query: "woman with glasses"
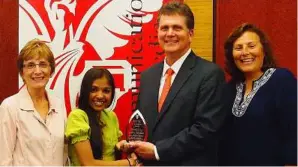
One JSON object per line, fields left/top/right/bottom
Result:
{"left": 0, "top": 39, "right": 67, "bottom": 165}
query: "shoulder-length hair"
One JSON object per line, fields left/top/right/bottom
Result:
{"left": 224, "top": 23, "right": 277, "bottom": 82}
{"left": 78, "top": 67, "right": 115, "bottom": 159}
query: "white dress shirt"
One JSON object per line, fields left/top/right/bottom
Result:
{"left": 158, "top": 48, "right": 191, "bottom": 100}
{"left": 0, "top": 86, "right": 67, "bottom": 166}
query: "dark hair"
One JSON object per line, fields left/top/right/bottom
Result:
{"left": 157, "top": 1, "right": 194, "bottom": 30}
{"left": 224, "top": 23, "right": 277, "bottom": 82}
{"left": 18, "top": 38, "right": 55, "bottom": 75}
{"left": 78, "top": 67, "right": 116, "bottom": 159}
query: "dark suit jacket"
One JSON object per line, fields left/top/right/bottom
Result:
{"left": 137, "top": 51, "right": 227, "bottom": 165}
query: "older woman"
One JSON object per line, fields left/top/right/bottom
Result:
{"left": 219, "top": 23, "right": 297, "bottom": 166}
{"left": 0, "top": 39, "right": 67, "bottom": 165}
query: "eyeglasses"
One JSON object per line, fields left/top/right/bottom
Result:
{"left": 23, "top": 62, "right": 50, "bottom": 69}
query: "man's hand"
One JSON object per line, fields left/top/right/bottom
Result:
{"left": 128, "top": 141, "right": 156, "bottom": 160}
{"left": 116, "top": 140, "right": 133, "bottom": 153}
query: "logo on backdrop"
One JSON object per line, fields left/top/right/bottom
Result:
{"left": 19, "top": 0, "right": 164, "bottom": 129}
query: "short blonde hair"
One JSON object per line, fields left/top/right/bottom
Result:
{"left": 17, "top": 39, "right": 55, "bottom": 74}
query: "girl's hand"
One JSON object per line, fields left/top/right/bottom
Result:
{"left": 116, "top": 140, "right": 126, "bottom": 151}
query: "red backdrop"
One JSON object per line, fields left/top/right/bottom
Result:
{"left": 0, "top": 0, "right": 19, "bottom": 103}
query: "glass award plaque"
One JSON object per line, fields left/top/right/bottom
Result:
{"left": 126, "top": 110, "right": 148, "bottom": 141}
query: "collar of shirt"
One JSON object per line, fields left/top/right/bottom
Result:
{"left": 162, "top": 48, "right": 191, "bottom": 77}
{"left": 18, "top": 86, "right": 59, "bottom": 114}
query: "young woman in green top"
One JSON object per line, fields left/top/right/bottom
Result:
{"left": 65, "top": 68, "right": 137, "bottom": 166}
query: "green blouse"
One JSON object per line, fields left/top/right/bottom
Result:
{"left": 65, "top": 109, "right": 122, "bottom": 166}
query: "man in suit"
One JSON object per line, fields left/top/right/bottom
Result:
{"left": 128, "top": 1, "right": 226, "bottom": 165}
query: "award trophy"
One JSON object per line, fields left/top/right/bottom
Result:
{"left": 126, "top": 110, "right": 148, "bottom": 142}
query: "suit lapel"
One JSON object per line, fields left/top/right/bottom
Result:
{"left": 150, "top": 63, "right": 164, "bottom": 114}
{"left": 153, "top": 52, "right": 196, "bottom": 131}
